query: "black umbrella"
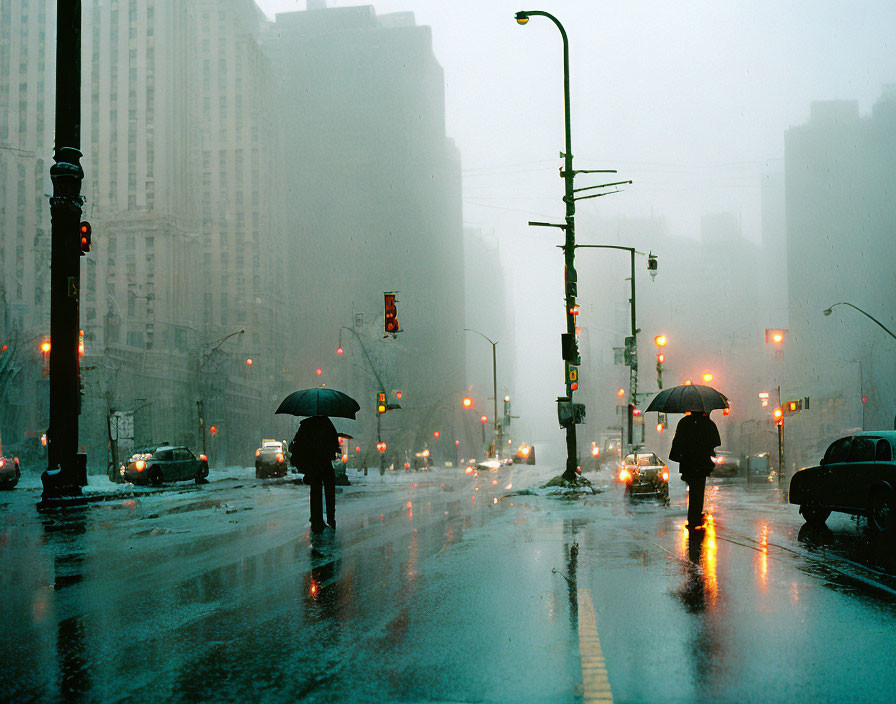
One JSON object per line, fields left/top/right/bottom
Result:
{"left": 644, "top": 384, "right": 729, "bottom": 414}
{"left": 275, "top": 387, "right": 361, "bottom": 419}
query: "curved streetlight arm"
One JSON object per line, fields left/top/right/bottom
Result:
{"left": 824, "top": 302, "right": 896, "bottom": 341}
{"left": 516, "top": 11, "right": 570, "bottom": 160}
{"left": 340, "top": 326, "right": 387, "bottom": 392}
{"left": 464, "top": 327, "right": 497, "bottom": 346}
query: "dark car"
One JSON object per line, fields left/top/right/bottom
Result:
{"left": 0, "top": 455, "right": 21, "bottom": 489}
{"left": 789, "top": 431, "right": 896, "bottom": 531}
{"left": 118, "top": 445, "right": 209, "bottom": 485}
{"left": 255, "top": 439, "right": 288, "bottom": 478}
{"left": 619, "top": 450, "right": 670, "bottom": 504}
{"left": 711, "top": 450, "right": 741, "bottom": 478}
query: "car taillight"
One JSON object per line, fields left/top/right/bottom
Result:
{"left": 255, "top": 449, "right": 261, "bottom": 457}
{"left": 135, "top": 460, "right": 146, "bottom": 471}
{"left": 276, "top": 453, "right": 284, "bottom": 463}
{"left": 619, "top": 468, "right": 632, "bottom": 482}
{"left": 0, "top": 459, "right": 5, "bottom": 468}
{"left": 199, "top": 454, "right": 207, "bottom": 462}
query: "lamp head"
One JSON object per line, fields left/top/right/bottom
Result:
{"left": 823, "top": 308, "right": 832, "bottom": 316}
{"left": 514, "top": 11, "right": 530, "bottom": 24}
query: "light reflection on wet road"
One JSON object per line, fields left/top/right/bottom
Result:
{"left": 1, "top": 466, "right": 895, "bottom": 702}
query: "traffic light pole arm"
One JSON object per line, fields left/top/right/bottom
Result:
{"left": 199, "top": 329, "right": 245, "bottom": 369}
{"left": 340, "top": 326, "right": 387, "bottom": 393}
{"left": 824, "top": 302, "right": 896, "bottom": 341}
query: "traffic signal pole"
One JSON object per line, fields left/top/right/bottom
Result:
{"left": 41, "top": 0, "right": 86, "bottom": 505}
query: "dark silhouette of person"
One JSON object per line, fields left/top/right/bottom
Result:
{"left": 669, "top": 411, "right": 721, "bottom": 529}
{"left": 290, "top": 415, "right": 340, "bottom": 533}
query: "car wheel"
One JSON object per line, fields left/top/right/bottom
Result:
{"left": 868, "top": 487, "right": 894, "bottom": 533}
{"left": 149, "top": 467, "right": 164, "bottom": 486}
{"left": 800, "top": 505, "right": 831, "bottom": 527}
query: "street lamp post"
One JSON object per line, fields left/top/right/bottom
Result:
{"left": 823, "top": 302, "right": 896, "bottom": 341}
{"left": 515, "top": 9, "right": 578, "bottom": 481}
{"left": 575, "top": 245, "right": 658, "bottom": 449}
{"left": 464, "top": 328, "right": 501, "bottom": 458}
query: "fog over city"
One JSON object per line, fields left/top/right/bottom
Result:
{"left": 1, "top": 0, "right": 894, "bottom": 473}
{"left": 4, "top": 2, "right": 896, "bottom": 701}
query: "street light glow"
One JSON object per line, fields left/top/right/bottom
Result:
{"left": 654, "top": 334, "right": 667, "bottom": 347}
{"left": 40, "top": 340, "right": 51, "bottom": 353}
{"left": 702, "top": 372, "right": 714, "bottom": 383}
{"left": 462, "top": 397, "right": 473, "bottom": 409}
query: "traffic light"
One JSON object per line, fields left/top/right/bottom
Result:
{"left": 765, "top": 329, "right": 787, "bottom": 344}
{"left": 773, "top": 407, "right": 783, "bottom": 426}
{"left": 209, "top": 425, "right": 217, "bottom": 435}
{"left": 647, "top": 252, "right": 658, "bottom": 279}
{"left": 561, "top": 333, "right": 581, "bottom": 365}
{"left": 480, "top": 415, "right": 488, "bottom": 424}
{"left": 462, "top": 397, "right": 473, "bottom": 409}
{"left": 384, "top": 292, "right": 400, "bottom": 334}
{"left": 79, "top": 221, "right": 91, "bottom": 255}
{"left": 377, "top": 392, "right": 387, "bottom": 414}
{"left": 433, "top": 431, "right": 440, "bottom": 439}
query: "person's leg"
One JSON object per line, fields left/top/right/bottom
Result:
{"left": 324, "top": 466, "right": 336, "bottom": 528}
{"left": 309, "top": 473, "right": 325, "bottom": 531}
{"left": 688, "top": 474, "right": 706, "bottom": 527}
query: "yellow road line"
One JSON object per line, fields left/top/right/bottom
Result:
{"left": 577, "top": 589, "right": 613, "bottom": 703}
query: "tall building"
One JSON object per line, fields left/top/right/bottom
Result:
{"left": 783, "top": 89, "right": 896, "bottom": 465}
{"left": 263, "top": 4, "right": 466, "bottom": 462}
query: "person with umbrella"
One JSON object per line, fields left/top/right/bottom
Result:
{"left": 646, "top": 384, "right": 726, "bottom": 530}
{"left": 276, "top": 388, "right": 361, "bottom": 535}
{"left": 290, "top": 416, "right": 340, "bottom": 533}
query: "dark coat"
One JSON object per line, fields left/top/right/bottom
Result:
{"left": 669, "top": 413, "right": 721, "bottom": 480}
{"left": 289, "top": 416, "right": 339, "bottom": 477}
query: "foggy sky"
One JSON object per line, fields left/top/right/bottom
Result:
{"left": 257, "top": 0, "right": 896, "bottom": 448}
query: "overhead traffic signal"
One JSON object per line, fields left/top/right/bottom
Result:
{"left": 79, "top": 221, "right": 91, "bottom": 255}
{"left": 384, "top": 292, "right": 400, "bottom": 334}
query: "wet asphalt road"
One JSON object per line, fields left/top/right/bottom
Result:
{"left": 2, "top": 464, "right": 895, "bottom": 703}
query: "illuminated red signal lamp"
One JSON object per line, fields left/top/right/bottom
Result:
{"left": 315, "top": 367, "right": 322, "bottom": 376}
{"left": 462, "top": 397, "right": 473, "bottom": 409}
{"left": 336, "top": 346, "right": 343, "bottom": 355}
{"left": 480, "top": 415, "right": 488, "bottom": 424}
{"left": 433, "top": 431, "right": 440, "bottom": 438}
{"left": 245, "top": 358, "right": 253, "bottom": 366}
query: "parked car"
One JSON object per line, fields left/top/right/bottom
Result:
{"left": 0, "top": 455, "right": 21, "bottom": 489}
{"left": 711, "top": 450, "right": 741, "bottom": 478}
{"left": 118, "top": 445, "right": 209, "bottom": 485}
{"left": 789, "top": 431, "right": 896, "bottom": 531}
{"left": 255, "top": 439, "right": 289, "bottom": 478}
{"left": 619, "top": 450, "right": 670, "bottom": 504}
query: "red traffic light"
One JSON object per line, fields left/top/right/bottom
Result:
{"left": 433, "top": 431, "right": 440, "bottom": 438}
{"left": 209, "top": 425, "right": 217, "bottom": 435}
{"left": 245, "top": 358, "right": 253, "bottom": 366}
{"left": 480, "top": 415, "right": 488, "bottom": 424}
{"left": 384, "top": 292, "right": 400, "bottom": 334}
{"left": 632, "top": 408, "right": 641, "bottom": 417}
{"left": 79, "top": 221, "right": 91, "bottom": 255}
{"left": 336, "top": 346, "right": 343, "bottom": 356}
{"left": 315, "top": 367, "right": 322, "bottom": 376}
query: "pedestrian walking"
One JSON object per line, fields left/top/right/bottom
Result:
{"left": 289, "top": 415, "right": 340, "bottom": 533}
{"left": 669, "top": 411, "right": 721, "bottom": 529}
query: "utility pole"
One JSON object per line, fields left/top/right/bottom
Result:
{"left": 628, "top": 249, "right": 638, "bottom": 448}
{"left": 777, "top": 385, "right": 784, "bottom": 486}
{"left": 41, "top": 0, "right": 86, "bottom": 505}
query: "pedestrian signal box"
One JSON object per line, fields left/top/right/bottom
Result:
{"left": 567, "top": 365, "right": 579, "bottom": 391}
{"left": 384, "top": 292, "right": 400, "bottom": 334}
{"left": 377, "top": 392, "right": 387, "bottom": 414}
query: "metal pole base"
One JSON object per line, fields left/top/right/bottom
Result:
{"left": 38, "top": 468, "right": 86, "bottom": 509}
